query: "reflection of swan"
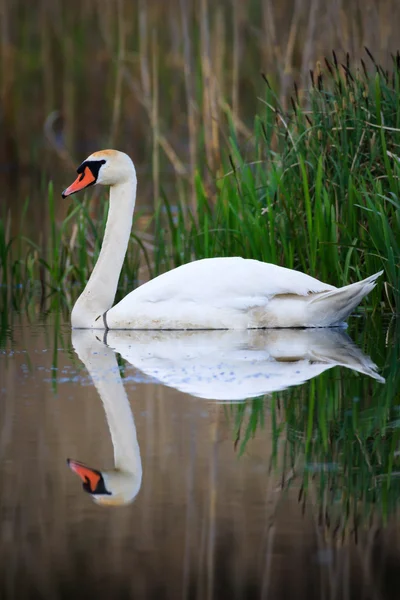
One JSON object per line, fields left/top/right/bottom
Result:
{"left": 67, "top": 330, "right": 142, "bottom": 507}
{"left": 105, "top": 328, "right": 384, "bottom": 401}
{"left": 67, "top": 328, "right": 383, "bottom": 502}
{"left": 62, "top": 149, "right": 382, "bottom": 329}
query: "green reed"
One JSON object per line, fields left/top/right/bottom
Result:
{"left": 153, "top": 57, "right": 400, "bottom": 313}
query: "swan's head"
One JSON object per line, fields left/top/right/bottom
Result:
{"left": 67, "top": 458, "right": 141, "bottom": 507}
{"left": 62, "top": 149, "right": 136, "bottom": 198}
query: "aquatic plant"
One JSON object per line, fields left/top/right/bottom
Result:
{"left": 150, "top": 54, "right": 400, "bottom": 314}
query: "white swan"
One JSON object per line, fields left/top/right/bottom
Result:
{"left": 67, "top": 329, "right": 142, "bottom": 506}
{"left": 62, "top": 149, "right": 383, "bottom": 330}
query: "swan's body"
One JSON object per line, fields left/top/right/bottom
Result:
{"left": 68, "top": 329, "right": 142, "bottom": 506}
{"left": 62, "top": 150, "right": 383, "bottom": 330}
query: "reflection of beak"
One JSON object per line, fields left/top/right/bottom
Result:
{"left": 67, "top": 458, "right": 101, "bottom": 492}
{"left": 62, "top": 167, "right": 95, "bottom": 198}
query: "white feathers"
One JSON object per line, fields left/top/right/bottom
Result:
{"left": 106, "top": 258, "right": 382, "bottom": 329}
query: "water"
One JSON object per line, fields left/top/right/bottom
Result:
{"left": 0, "top": 316, "right": 399, "bottom": 599}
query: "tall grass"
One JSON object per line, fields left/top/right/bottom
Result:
{"left": 2, "top": 54, "right": 400, "bottom": 314}
{"left": 153, "top": 55, "right": 400, "bottom": 312}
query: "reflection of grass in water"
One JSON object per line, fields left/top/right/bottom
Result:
{"left": 2, "top": 55, "right": 400, "bottom": 314}
{"left": 228, "top": 320, "right": 400, "bottom": 540}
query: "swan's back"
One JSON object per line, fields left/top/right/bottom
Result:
{"left": 116, "top": 257, "right": 334, "bottom": 305}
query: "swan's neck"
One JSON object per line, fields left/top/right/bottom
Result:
{"left": 72, "top": 177, "right": 137, "bottom": 328}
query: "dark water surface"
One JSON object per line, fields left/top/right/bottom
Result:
{"left": 0, "top": 316, "right": 399, "bottom": 599}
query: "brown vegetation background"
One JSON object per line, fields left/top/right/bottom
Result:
{"left": 1, "top": 0, "right": 399, "bottom": 183}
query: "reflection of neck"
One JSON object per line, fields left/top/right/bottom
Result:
{"left": 72, "top": 331, "right": 142, "bottom": 476}
{"left": 71, "top": 177, "right": 137, "bottom": 327}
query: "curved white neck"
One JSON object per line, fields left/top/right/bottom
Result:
{"left": 72, "top": 330, "right": 142, "bottom": 477}
{"left": 71, "top": 177, "right": 137, "bottom": 328}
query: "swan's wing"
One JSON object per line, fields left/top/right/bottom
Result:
{"left": 118, "top": 257, "right": 335, "bottom": 309}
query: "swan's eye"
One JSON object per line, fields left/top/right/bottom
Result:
{"left": 76, "top": 159, "right": 106, "bottom": 177}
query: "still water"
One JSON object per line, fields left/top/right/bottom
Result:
{"left": 0, "top": 316, "right": 399, "bottom": 599}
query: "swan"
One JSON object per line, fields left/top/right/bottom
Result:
{"left": 62, "top": 149, "right": 383, "bottom": 330}
{"left": 67, "top": 329, "right": 142, "bottom": 506}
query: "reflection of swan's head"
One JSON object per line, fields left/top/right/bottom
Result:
{"left": 62, "top": 149, "right": 135, "bottom": 198}
{"left": 67, "top": 458, "right": 140, "bottom": 507}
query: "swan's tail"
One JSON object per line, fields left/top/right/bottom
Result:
{"left": 308, "top": 271, "right": 383, "bottom": 327}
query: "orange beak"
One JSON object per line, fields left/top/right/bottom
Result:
{"left": 67, "top": 458, "right": 101, "bottom": 493}
{"left": 62, "top": 166, "right": 96, "bottom": 198}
